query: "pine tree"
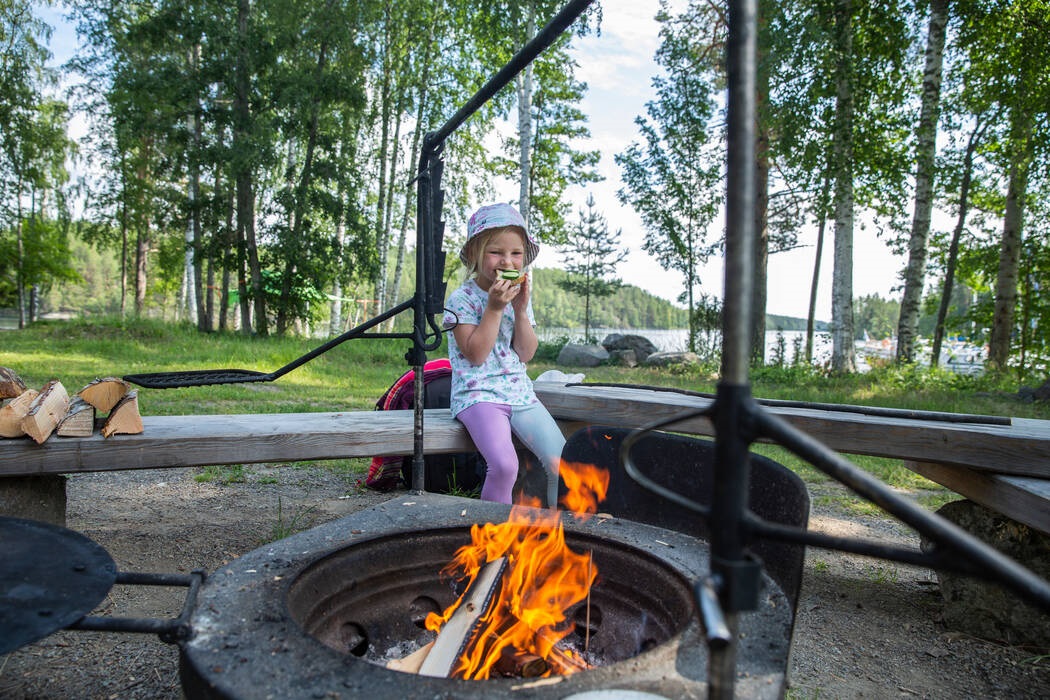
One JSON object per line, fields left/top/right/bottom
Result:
{"left": 555, "top": 194, "right": 628, "bottom": 342}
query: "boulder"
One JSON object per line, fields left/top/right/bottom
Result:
{"left": 608, "top": 349, "right": 638, "bottom": 367}
{"left": 602, "top": 334, "right": 658, "bottom": 363}
{"left": 920, "top": 499, "right": 1050, "bottom": 649}
{"left": 643, "top": 351, "right": 700, "bottom": 367}
{"left": 557, "top": 343, "right": 609, "bottom": 368}
{"left": 1034, "top": 378, "right": 1050, "bottom": 402}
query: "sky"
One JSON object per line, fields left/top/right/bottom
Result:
{"left": 35, "top": 0, "right": 906, "bottom": 323}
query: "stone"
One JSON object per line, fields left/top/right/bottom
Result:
{"left": 556, "top": 343, "right": 609, "bottom": 368}
{"left": 1033, "top": 378, "right": 1050, "bottom": 402}
{"left": 608, "top": 349, "right": 638, "bottom": 367}
{"left": 601, "top": 334, "right": 658, "bottom": 363}
{"left": 643, "top": 351, "right": 701, "bottom": 367}
{"left": 920, "top": 499, "right": 1050, "bottom": 649}
{"left": 0, "top": 475, "right": 67, "bottom": 527}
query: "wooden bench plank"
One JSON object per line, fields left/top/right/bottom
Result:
{"left": 906, "top": 461, "right": 1050, "bottom": 535}
{"left": 534, "top": 383, "right": 1050, "bottom": 479}
{"left": 0, "top": 409, "right": 474, "bottom": 476}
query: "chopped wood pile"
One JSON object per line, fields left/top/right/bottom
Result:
{"left": 0, "top": 368, "right": 143, "bottom": 443}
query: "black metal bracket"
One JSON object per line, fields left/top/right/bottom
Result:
{"left": 68, "top": 569, "right": 206, "bottom": 644}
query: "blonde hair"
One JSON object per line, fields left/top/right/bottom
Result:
{"left": 462, "top": 226, "right": 525, "bottom": 278}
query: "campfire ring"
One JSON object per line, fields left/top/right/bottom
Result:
{"left": 180, "top": 494, "right": 794, "bottom": 699}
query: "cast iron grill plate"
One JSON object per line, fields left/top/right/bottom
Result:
{"left": 0, "top": 517, "right": 117, "bottom": 654}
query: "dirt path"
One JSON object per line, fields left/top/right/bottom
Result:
{"left": 1, "top": 466, "right": 1047, "bottom": 699}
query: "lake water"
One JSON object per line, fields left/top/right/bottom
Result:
{"left": 540, "top": 327, "right": 986, "bottom": 374}
{"left": 538, "top": 328, "right": 833, "bottom": 365}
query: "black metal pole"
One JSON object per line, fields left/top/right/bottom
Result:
{"left": 708, "top": 0, "right": 759, "bottom": 697}
{"left": 410, "top": 144, "right": 437, "bottom": 493}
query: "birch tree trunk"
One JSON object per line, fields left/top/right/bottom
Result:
{"left": 234, "top": 0, "right": 263, "bottom": 334}
{"left": 330, "top": 167, "right": 347, "bottom": 336}
{"left": 750, "top": 3, "right": 771, "bottom": 366}
{"left": 183, "top": 43, "right": 202, "bottom": 328}
{"left": 752, "top": 122, "right": 769, "bottom": 365}
{"left": 806, "top": 174, "right": 831, "bottom": 364}
{"left": 830, "top": 0, "right": 856, "bottom": 373}
{"left": 931, "top": 118, "right": 986, "bottom": 366}
{"left": 988, "top": 112, "right": 1034, "bottom": 370}
{"left": 895, "top": 0, "right": 947, "bottom": 363}
{"left": 15, "top": 186, "right": 25, "bottom": 329}
{"left": 372, "top": 2, "right": 395, "bottom": 313}
{"left": 134, "top": 139, "right": 152, "bottom": 318}
{"left": 515, "top": 2, "right": 537, "bottom": 223}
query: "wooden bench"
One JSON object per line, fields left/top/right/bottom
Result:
{"left": 535, "top": 383, "right": 1050, "bottom": 535}
{"left": 0, "top": 409, "right": 473, "bottom": 475}
{"left": 2, "top": 382, "right": 1049, "bottom": 534}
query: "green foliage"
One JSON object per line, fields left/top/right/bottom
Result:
{"left": 556, "top": 194, "right": 629, "bottom": 341}
{"left": 529, "top": 267, "right": 689, "bottom": 330}
{"left": 853, "top": 294, "right": 900, "bottom": 340}
{"left": 614, "top": 4, "right": 722, "bottom": 353}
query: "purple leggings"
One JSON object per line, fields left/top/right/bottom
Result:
{"left": 456, "top": 401, "right": 565, "bottom": 506}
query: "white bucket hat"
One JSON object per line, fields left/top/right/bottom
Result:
{"left": 459, "top": 202, "right": 540, "bottom": 267}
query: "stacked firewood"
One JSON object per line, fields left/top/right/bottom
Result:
{"left": 0, "top": 367, "right": 143, "bottom": 443}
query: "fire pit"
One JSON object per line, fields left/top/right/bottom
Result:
{"left": 179, "top": 494, "right": 796, "bottom": 699}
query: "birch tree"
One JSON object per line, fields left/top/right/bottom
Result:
{"left": 615, "top": 6, "right": 722, "bottom": 352}
{"left": 955, "top": 0, "right": 1050, "bottom": 371}
{"left": 896, "top": 0, "right": 948, "bottom": 363}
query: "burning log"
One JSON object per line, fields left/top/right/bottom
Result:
{"left": 386, "top": 641, "right": 434, "bottom": 674}
{"left": 418, "top": 557, "right": 508, "bottom": 678}
{"left": 101, "top": 390, "right": 143, "bottom": 437}
{"left": 0, "top": 389, "right": 39, "bottom": 438}
{"left": 20, "top": 380, "right": 70, "bottom": 444}
{"left": 57, "top": 396, "right": 97, "bottom": 437}
{"left": 0, "top": 367, "right": 27, "bottom": 399}
{"left": 77, "top": 376, "right": 131, "bottom": 412}
{"left": 494, "top": 648, "right": 548, "bottom": 678}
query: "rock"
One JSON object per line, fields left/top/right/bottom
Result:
{"left": 608, "top": 349, "right": 638, "bottom": 367}
{"left": 1033, "top": 379, "right": 1050, "bottom": 402}
{"left": 601, "top": 334, "right": 658, "bottom": 363}
{"left": 920, "top": 499, "right": 1050, "bottom": 649}
{"left": 556, "top": 343, "right": 609, "bottom": 367}
{"left": 643, "top": 351, "right": 700, "bottom": 367}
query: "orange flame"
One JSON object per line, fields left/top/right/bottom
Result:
{"left": 424, "top": 461, "right": 609, "bottom": 680}
{"left": 558, "top": 460, "right": 610, "bottom": 516}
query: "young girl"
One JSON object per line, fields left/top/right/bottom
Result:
{"left": 444, "top": 202, "right": 564, "bottom": 507}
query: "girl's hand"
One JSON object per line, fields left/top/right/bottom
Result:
{"left": 487, "top": 278, "right": 522, "bottom": 310}
{"left": 510, "top": 274, "right": 529, "bottom": 314}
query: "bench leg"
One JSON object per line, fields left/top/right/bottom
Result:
{"left": 0, "top": 475, "right": 67, "bottom": 527}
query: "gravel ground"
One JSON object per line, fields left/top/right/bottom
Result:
{"left": 1, "top": 466, "right": 1047, "bottom": 699}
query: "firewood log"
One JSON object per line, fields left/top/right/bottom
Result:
{"left": 77, "top": 376, "right": 131, "bottom": 412}
{"left": 386, "top": 641, "right": 435, "bottom": 673}
{"left": 57, "top": 396, "right": 97, "bottom": 437}
{"left": 101, "top": 390, "right": 143, "bottom": 437}
{"left": 0, "top": 389, "right": 40, "bottom": 438}
{"left": 0, "top": 366, "right": 27, "bottom": 399}
{"left": 20, "top": 380, "right": 70, "bottom": 444}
